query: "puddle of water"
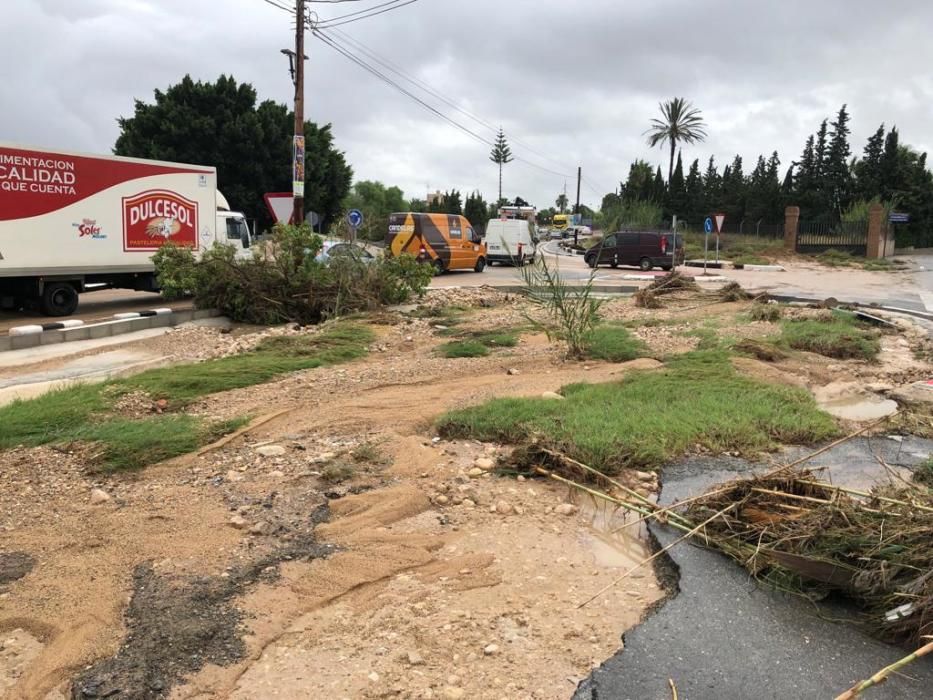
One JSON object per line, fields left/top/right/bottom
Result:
{"left": 574, "top": 494, "right": 653, "bottom": 569}
{"left": 819, "top": 395, "right": 899, "bottom": 421}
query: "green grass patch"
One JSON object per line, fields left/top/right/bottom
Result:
{"left": 780, "top": 317, "right": 880, "bottom": 360}
{"left": 120, "top": 323, "right": 373, "bottom": 406}
{"left": 913, "top": 457, "right": 933, "bottom": 488}
{"left": 74, "top": 415, "right": 248, "bottom": 472}
{"left": 748, "top": 303, "right": 783, "bottom": 323}
{"left": 582, "top": 324, "right": 647, "bottom": 362}
{"left": 0, "top": 322, "right": 374, "bottom": 471}
{"left": 436, "top": 350, "right": 838, "bottom": 473}
{"left": 862, "top": 258, "right": 908, "bottom": 272}
{"left": 439, "top": 340, "right": 490, "bottom": 358}
{"left": 816, "top": 249, "right": 858, "bottom": 267}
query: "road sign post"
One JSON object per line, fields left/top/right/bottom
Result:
{"left": 703, "top": 216, "right": 713, "bottom": 274}
{"left": 670, "top": 215, "right": 678, "bottom": 271}
{"left": 347, "top": 208, "right": 364, "bottom": 243}
{"left": 713, "top": 213, "right": 726, "bottom": 264}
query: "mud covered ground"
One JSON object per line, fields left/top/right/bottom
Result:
{"left": 2, "top": 290, "right": 931, "bottom": 699}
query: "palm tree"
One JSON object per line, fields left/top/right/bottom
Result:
{"left": 555, "top": 193, "right": 569, "bottom": 213}
{"left": 645, "top": 98, "right": 707, "bottom": 183}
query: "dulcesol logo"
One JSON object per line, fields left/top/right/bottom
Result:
{"left": 122, "top": 190, "right": 198, "bottom": 251}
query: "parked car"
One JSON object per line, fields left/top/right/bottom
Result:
{"left": 316, "top": 240, "right": 375, "bottom": 264}
{"left": 484, "top": 218, "right": 538, "bottom": 266}
{"left": 386, "top": 212, "right": 486, "bottom": 274}
{"left": 584, "top": 231, "right": 683, "bottom": 271}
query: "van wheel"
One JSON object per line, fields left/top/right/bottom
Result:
{"left": 474, "top": 257, "right": 486, "bottom": 273}
{"left": 41, "top": 282, "right": 79, "bottom": 316}
{"left": 433, "top": 259, "right": 446, "bottom": 276}
{"left": 586, "top": 257, "right": 597, "bottom": 269}
{"left": 639, "top": 257, "right": 653, "bottom": 272}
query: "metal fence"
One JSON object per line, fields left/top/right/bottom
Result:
{"left": 677, "top": 220, "right": 784, "bottom": 238}
{"left": 795, "top": 220, "right": 868, "bottom": 254}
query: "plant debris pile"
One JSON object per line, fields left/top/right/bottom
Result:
{"left": 684, "top": 470, "right": 933, "bottom": 645}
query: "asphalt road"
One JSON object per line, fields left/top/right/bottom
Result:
{"left": 573, "top": 439, "right": 933, "bottom": 700}
{"left": 0, "top": 288, "right": 191, "bottom": 333}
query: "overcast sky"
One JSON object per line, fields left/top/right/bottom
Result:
{"left": 4, "top": 0, "right": 933, "bottom": 213}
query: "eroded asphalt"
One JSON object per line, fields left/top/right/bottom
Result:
{"left": 574, "top": 437, "right": 933, "bottom": 700}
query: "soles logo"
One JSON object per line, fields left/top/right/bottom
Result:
{"left": 74, "top": 218, "right": 106, "bottom": 239}
{"left": 122, "top": 190, "right": 198, "bottom": 252}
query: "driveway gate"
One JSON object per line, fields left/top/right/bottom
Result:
{"left": 795, "top": 221, "right": 868, "bottom": 255}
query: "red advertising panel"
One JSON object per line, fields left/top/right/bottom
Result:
{"left": 122, "top": 190, "right": 199, "bottom": 251}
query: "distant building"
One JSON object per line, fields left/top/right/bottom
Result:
{"left": 427, "top": 190, "right": 444, "bottom": 206}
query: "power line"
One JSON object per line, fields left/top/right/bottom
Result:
{"left": 260, "top": 0, "right": 295, "bottom": 13}
{"left": 312, "top": 29, "right": 495, "bottom": 148}
{"left": 316, "top": 0, "right": 420, "bottom": 28}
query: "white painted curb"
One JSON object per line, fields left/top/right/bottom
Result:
{"left": 741, "top": 264, "right": 785, "bottom": 272}
{"left": 695, "top": 276, "right": 730, "bottom": 282}
{"left": 9, "top": 325, "right": 44, "bottom": 336}
{"left": 621, "top": 274, "right": 656, "bottom": 281}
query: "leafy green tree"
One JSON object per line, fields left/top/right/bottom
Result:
{"left": 408, "top": 198, "right": 427, "bottom": 213}
{"left": 115, "top": 74, "right": 352, "bottom": 232}
{"left": 513, "top": 196, "right": 531, "bottom": 207}
{"left": 342, "top": 180, "right": 407, "bottom": 241}
{"left": 443, "top": 189, "right": 463, "bottom": 215}
{"left": 644, "top": 97, "right": 708, "bottom": 182}
{"left": 536, "top": 207, "right": 556, "bottom": 225}
{"left": 489, "top": 128, "right": 513, "bottom": 203}
{"left": 620, "top": 160, "right": 655, "bottom": 202}
{"left": 464, "top": 191, "right": 488, "bottom": 233}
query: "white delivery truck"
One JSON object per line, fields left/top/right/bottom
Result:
{"left": 484, "top": 217, "right": 538, "bottom": 266}
{"left": 0, "top": 143, "right": 253, "bottom": 316}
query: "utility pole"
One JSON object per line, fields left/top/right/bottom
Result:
{"left": 292, "top": 0, "right": 306, "bottom": 225}
{"left": 574, "top": 166, "right": 581, "bottom": 216}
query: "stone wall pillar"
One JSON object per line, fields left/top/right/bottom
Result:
{"left": 783, "top": 206, "right": 800, "bottom": 251}
{"left": 866, "top": 203, "right": 885, "bottom": 259}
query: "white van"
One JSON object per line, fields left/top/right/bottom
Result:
{"left": 484, "top": 218, "right": 538, "bottom": 266}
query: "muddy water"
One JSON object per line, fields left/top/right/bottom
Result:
{"left": 578, "top": 498, "right": 653, "bottom": 570}
{"left": 819, "top": 395, "right": 899, "bottom": 421}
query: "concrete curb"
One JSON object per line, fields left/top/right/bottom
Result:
{"left": 739, "top": 264, "right": 786, "bottom": 272}
{"left": 0, "top": 308, "right": 220, "bottom": 352}
{"left": 765, "top": 294, "right": 933, "bottom": 323}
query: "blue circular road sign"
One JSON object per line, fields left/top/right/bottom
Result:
{"left": 704, "top": 217, "right": 713, "bottom": 234}
{"left": 347, "top": 209, "right": 364, "bottom": 228}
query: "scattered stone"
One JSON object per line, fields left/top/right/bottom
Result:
{"left": 483, "top": 643, "right": 500, "bottom": 656}
{"left": 225, "top": 470, "right": 244, "bottom": 483}
{"left": 442, "top": 688, "right": 465, "bottom": 700}
{"left": 368, "top": 671, "right": 380, "bottom": 682}
{"left": 473, "top": 457, "right": 495, "bottom": 471}
{"left": 554, "top": 503, "right": 578, "bottom": 516}
{"left": 540, "top": 391, "right": 565, "bottom": 400}
{"left": 256, "top": 445, "right": 286, "bottom": 457}
{"left": 434, "top": 495, "right": 449, "bottom": 506}
{"left": 633, "top": 470, "right": 654, "bottom": 482}
{"left": 495, "top": 500, "right": 513, "bottom": 515}
{"left": 89, "top": 488, "right": 110, "bottom": 505}
{"left": 513, "top": 505, "right": 525, "bottom": 515}
{"left": 467, "top": 468, "right": 485, "bottom": 478}
{"left": 249, "top": 521, "right": 273, "bottom": 536}
{"left": 267, "top": 470, "right": 285, "bottom": 479}
{"left": 407, "top": 651, "right": 424, "bottom": 666}
{"left": 462, "top": 499, "right": 476, "bottom": 508}
{"left": 228, "top": 515, "right": 248, "bottom": 530}
{"left": 507, "top": 368, "right": 520, "bottom": 375}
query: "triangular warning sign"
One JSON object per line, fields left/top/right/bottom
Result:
{"left": 264, "top": 192, "right": 294, "bottom": 224}
{"left": 714, "top": 214, "right": 725, "bottom": 233}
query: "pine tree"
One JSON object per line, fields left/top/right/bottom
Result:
{"left": 685, "top": 158, "right": 704, "bottom": 224}
{"left": 442, "top": 189, "right": 463, "bottom": 215}
{"left": 854, "top": 124, "right": 886, "bottom": 200}
{"left": 703, "top": 156, "right": 721, "bottom": 206}
{"left": 489, "top": 128, "right": 513, "bottom": 203}
{"left": 879, "top": 127, "right": 900, "bottom": 201}
{"left": 719, "top": 155, "right": 746, "bottom": 224}
{"left": 464, "top": 191, "right": 488, "bottom": 233}
{"left": 652, "top": 166, "right": 666, "bottom": 204}
{"left": 666, "top": 151, "right": 687, "bottom": 218}
{"left": 825, "top": 105, "right": 853, "bottom": 215}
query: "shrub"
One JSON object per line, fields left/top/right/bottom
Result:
{"left": 749, "top": 303, "right": 783, "bottom": 322}
{"left": 153, "top": 223, "right": 432, "bottom": 325}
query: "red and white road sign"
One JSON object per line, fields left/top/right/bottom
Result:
{"left": 264, "top": 192, "right": 294, "bottom": 224}
{"left": 713, "top": 213, "right": 726, "bottom": 234}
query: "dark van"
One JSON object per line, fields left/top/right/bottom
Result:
{"left": 583, "top": 230, "right": 684, "bottom": 271}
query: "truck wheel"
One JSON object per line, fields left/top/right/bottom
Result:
{"left": 474, "top": 257, "right": 486, "bottom": 273}
{"left": 639, "top": 257, "right": 654, "bottom": 272}
{"left": 41, "top": 282, "right": 79, "bottom": 316}
{"left": 433, "top": 259, "right": 446, "bottom": 276}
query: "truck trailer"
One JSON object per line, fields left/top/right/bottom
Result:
{"left": 0, "top": 143, "right": 252, "bottom": 316}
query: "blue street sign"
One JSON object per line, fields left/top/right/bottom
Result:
{"left": 347, "top": 209, "right": 364, "bottom": 229}
{"left": 889, "top": 212, "right": 910, "bottom": 224}
{"left": 704, "top": 217, "right": 713, "bottom": 234}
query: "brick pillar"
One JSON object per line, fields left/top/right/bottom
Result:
{"left": 784, "top": 206, "right": 800, "bottom": 251}
{"left": 866, "top": 203, "right": 884, "bottom": 259}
